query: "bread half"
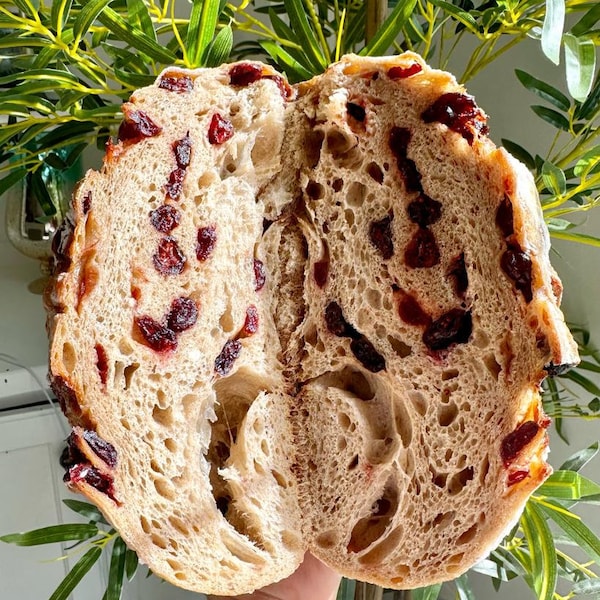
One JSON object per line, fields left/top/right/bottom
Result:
{"left": 46, "top": 53, "right": 578, "bottom": 594}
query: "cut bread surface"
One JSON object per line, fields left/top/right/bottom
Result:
{"left": 46, "top": 53, "right": 578, "bottom": 595}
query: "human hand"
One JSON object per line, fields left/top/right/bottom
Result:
{"left": 208, "top": 552, "right": 341, "bottom": 600}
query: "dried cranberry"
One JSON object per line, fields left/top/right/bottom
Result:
{"left": 95, "top": 344, "right": 109, "bottom": 386}
{"left": 264, "top": 74, "right": 294, "bottom": 100}
{"left": 60, "top": 434, "right": 85, "bottom": 470}
{"left": 135, "top": 315, "right": 177, "bottom": 352}
{"left": 388, "top": 127, "right": 422, "bottom": 192}
{"left": 118, "top": 110, "right": 162, "bottom": 144}
{"left": 67, "top": 463, "right": 117, "bottom": 501}
{"left": 82, "top": 430, "right": 117, "bottom": 468}
{"left": 240, "top": 305, "right": 259, "bottom": 336}
{"left": 82, "top": 191, "right": 92, "bottom": 214}
{"left": 229, "top": 63, "right": 263, "bottom": 86}
{"left": 423, "top": 308, "right": 472, "bottom": 351}
{"left": 153, "top": 236, "right": 186, "bottom": 275}
{"left": 404, "top": 228, "right": 440, "bottom": 269}
{"left": 496, "top": 196, "right": 514, "bottom": 238}
{"left": 314, "top": 261, "right": 329, "bottom": 287}
{"left": 407, "top": 195, "right": 442, "bottom": 227}
{"left": 447, "top": 253, "right": 468, "bottom": 299}
{"left": 158, "top": 73, "right": 194, "bottom": 93}
{"left": 254, "top": 259, "right": 266, "bottom": 291}
{"left": 51, "top": 215, "right": 75, "bottom": 273}
{"left": 325, "top": 301, "right": 356, "bottom": 338}
{"left": 167, "top": 297, "right": 198, "bottom": 332}
{"left": 501, "top": 244, "right": 533, "bottom": 302}
{"left": 387, "top": 63, "right": 423, "bottom": 79}
{"left": 501, "top": 421, "right": 540, "bottom": 466}
{"left": 51, "top": 376, "right": 87, "bottom": 425}
{"left": 164, "top": 167, "right": 186, "bottom": 200}
{"left": 347, "top": 102, "right": 366, "bottom": 122}
{"left": 150, "top": 204, "right": 180, "bottom": 233}
{"left": 215, "top": 339, "right": 242, "bottom": 376}
{"left": 196, "top": 226, "right": 217, "bottom": 261}
{"left": 350, "top": 336, "right": 386, "bottom": 373}
{"left": 369, "top": 215, "right": 394, "bottom": 260}
{"left": 507, "top": 470, "right": 530, "bottom": 486}
{"left": 208, "top": 113, "right": 234, "bottom": 145}
{"left": 397, "top": 291, "right": 430, "bottom": 327}
{"left": 422, "top": 92, "right": 489, "bottom": 145}
{"left": 173, "top": 133, "right": 192, "bottom": 169}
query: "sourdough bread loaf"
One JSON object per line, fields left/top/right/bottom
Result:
{"left": 46, "top": 53, "right": 578, "bottom": 594}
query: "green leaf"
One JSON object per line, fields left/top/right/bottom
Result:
{"left": 62, "top": 499, "right": 109, "bottom": 524}
{"left": 51, "top": 0, "right": 74, "bottom": 32}
{"left": 260, "top": 41, "right": 314, "bottom": 82}
{"left": 521, "top": 502, "right": 557, "bottom": 600}
{"left": 575, "top": 70, "right": 600, "bottom": 120}
{"left": 550, "top": 230, "right": 600, "bottom": 246}
{"left": 538, "top": 470, "right": 600, "bottom": 499}
{"left": 501, "top": 138, "right": 535, "bottom": 170}
{"left": 564, "top": 369, "right": 600, "bottom": 396}
{"left": 429, "top": 0, "right": 479, "bottom": 34}
{"left": 539, "top": 499, "right": 600, "bottom": 564}
{"left": 574, "top": 146, "right": 600, "bottom": 178}
{"left": 546, "top": 217, "right": 574, "bottom": 232}
{"left": 542, "top": 160, "right": 567, "bottom": 195}
{"left": 186, "top": 0, "right": 220, "bottom": 67}
{"left": 362, "top": 0, "right": 418, "bottom": 56}
{"left": 564, "top": 33, "right": 596, "bottom": 102}
{"left": 412, "top": 584, "right": 442, "bottom": 600}
{"left": 541, "top": 0, "right": 565, "bottom": 65}
{"left": 126, "top": 0, "right": 156, "bottom": 41}
{"left": 573, "top": 579, "right": 600, "bottom": 595}
{"left": 103, "top": 537, "right": 127, "bottom": 600}
{"left": 124, "top": 547, "right": 139, "bottom": 581}
{"left": 73, "top": 0, "right": 114, "bottom": 42}
{"left": 49, "top": 546, "right": 103, "bottom": 600}
{"left": 0, "top": 523, "right": 98, "bottom": 546}
{"left": 515, "top": 69, "right": 570, "bottom": 111}
{"left": 283, "top": 0, "right": 328, "bottom": 72}
{"left": 571, "top": 3, "right": 600, "bottom": 38}
{"left": 0, "top": 167, "right": 27, "bottom": 196}
{"left": 203, "top": 24, "right": 233, "bottom": 68}
{"left": 454, "top": 573, "right": 475, "bottom": 600}
{"left": 336, "top": 578, "right": 356, "bottom": 600}
{"left": 531, "top": 105, "right": 570, "bottom": 131}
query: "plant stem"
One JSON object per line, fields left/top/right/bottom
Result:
{"left": 366, "top": 0, "right": 387, "bottom": 43}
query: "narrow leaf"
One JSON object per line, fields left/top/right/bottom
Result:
{"left": 283, "top": 0, "right": 328, "bottom": 72}
{"left": 515, "top": 69, "right": 570, "bottom": 111}
{"left": 541, "top": 0, "right": 565, "bottom": 65}
{"left": 564, "top": 33, "right": 596, "bottom": 102}
{"left": 550, "top": 230, "right": 600, "bottom": 246}
{"left": 0, "top": 167, "right": 27, "bottom": 196}
{"left": 572, "top": 578, "right": 600, "bottom": 595}
{"left": 103, "top": 537, "right": 127, "bottom": 600}
{"left": 51, "top": 0, "right": 74, "bottom": 32}
{"left": 574, "top": 146, "right": 600, "bottom": 178}
{"left": 564, "top": 369, "right": 600, "bottom": 396}
{"left": 576, "top": 70, "right": 600, "bottom": 120}
{"left": 531, "top": 105, "right": 570, "bottom": 131}
{"left": 126, "top": 0, "right": 156, "bottom": 41}
{"left": 63, "top": 499, "right": 109, "bottom": 524}
{"left": 501, "top": 138, "right": 535, "bottom": 170}
{"left": 203, "top": 24, "right": 233, "bottom": 68}
{"left": 542, "top": 160, "right": 567, "bottom": 195}
{"left": 428, "top": 0, "right": 479, "bottom": 34}
{"left": 362, "top": 0, "right": 418, "bottom": 56}
{"left": 546, "top": 217, "right": 573, "bottom": 232}
{"left": 186, "top": 0, "right": 220, "bottom": 67}
{"left": 260, "top": 41, "right": 314, "bottom": 82}
{"left": 571, "top": 3, "right": 600, "bottom": 38}
{"left": 73, "top": 0, "right": 114, "bottom": 42}
{"left": 49, "top": 546, "right": 103, "bottom": 600}
{"left": 412, "top": 584, "right": 442, "bottom": 600}
{"left": 538, "top": 470, "right": 600, "bottom": 499}
{"left": 454, "top": 573, "right": 475, "bottom": 600}
{"left": 124, "top": 547, "right": 139, "bottom": 581}
{"left": 0, "top": 523, "right": 98, "bottom": 546}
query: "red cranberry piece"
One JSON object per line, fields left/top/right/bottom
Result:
{"left": 173, "top": 133, "right": 192, "bottom": 169}
{"left": 167, "top": 297, "right": 198, "bottom": 332}
{"left": 135, "top": 315, "right": 177, "bottom": 352}
{"left": 50, "top": 376, "right": 88, "bottom": 425}
{"left": 447, "top": 253, "right": 468, "bottom": 299}
{"left": 350, "top": 336, "right": 386, "bottom": 373}
{"left": 407, "top": 195, "right": 442, "bottom": 227}
{"left": 95, "top": 344, "right": 109, "bottom": 386}
{"left": 82, "top": 191, "right": 92, "bottom": 214}
{"left": 196, "top": 226, "right": 217, "bottom": 261}
{"left": 397, "top": 291, "right": 430, "bottom": 327}
{"left": 423, "top": 308, "right": 472, "bottom": 351}
{"left": 507, "top": 470, "right": 530, "bottom": 486}
{"left": 215, "top": 339, "right": 242, "bottom": 376}
{"left": 208, "top": 113, "right": 234, "bottom": 145}
{"left": 60, "top": 434, "right": 85, "bottom": 470}
{"left": 51, "top": 215, "right": 75, "bottom": 273}
{"left": 404, "top": 228, "right": 440, "bottom": 269}
{"left": 325, "top": 301, "right": 354, "bottom": 338}
{"left": 387, "top": 63, "right": 423, "bottom": 79}
{"left": 254, "top": 259, "right": 266, "bottom": 291}
{"left": 369, "top": 215, "right": 394, "bottom": 260}
{"left": 240, "top": 305, "right": 259, "bottom": 336}
{"left": 314, "top": 261, "right": 329, "bottom": 288}
{"left": 496, "top": 196, "right": 514, "bottom": 238}
{"left": 164, "top": 167, "right": 186, "bottom": 200}
{"left": 150, "top": 204, "right": 180, "bottom": 233}
{"left": 158, "top": 73, "right": 194, "bottom": 93}
{"left": 81, "top": 430, "right": 118, "bottom": 468}
{"left": 229, "top": 63, "right": 263, "bottom": 86}
{"left": 347, "top": 102, "right": 366, "bottom": 122}
{"left": 501, "top": 421, "right": 540, "bottom": 466}
{"left": 422, "top": 92, "right": 489, "bottom": 145}
{"left": 118, "top": 110, "right": 162, "bottom": 144}
{"left": 388, "top": 126, "right": 422, "bottom": 192}
{"left": 67, "top": 463, "right": 117, "bottom": 502}
{"left": 501, "top": 243, "right": 533, "bottom": 302}
{"left": 153, "top": 236, "right": 186, "bottom": 275}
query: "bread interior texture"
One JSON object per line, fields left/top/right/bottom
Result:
{"left": 47, "top": 53, "right": 578, "bottom": 595}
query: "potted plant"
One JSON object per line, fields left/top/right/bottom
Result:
{"left": 1, "top": 1, "right": 600, "bottom": 599}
